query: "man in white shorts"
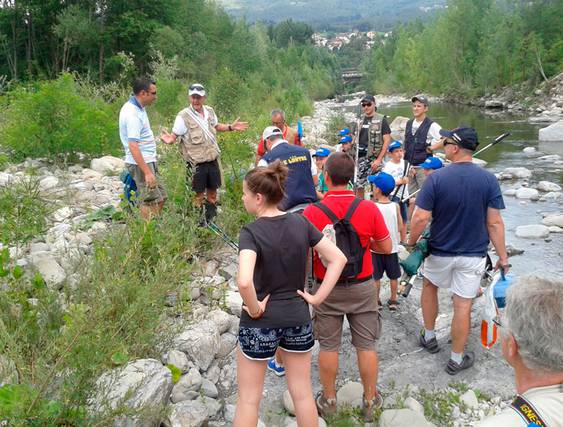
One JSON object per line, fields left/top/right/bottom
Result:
{"left": 408, "top": 126, "right": 509, "bottom": 375}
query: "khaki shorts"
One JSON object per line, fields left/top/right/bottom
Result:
{"left": 126, "top": 162, "right": 167, "bottom": 205}
{"left": 408, "top": 167, "right": 427, "bottom": 195}
{"left": 312, "top": 279, "right": 381, "bottom": 351}
{"left": 422, "top": 254, "right": 486, "bottom": 298}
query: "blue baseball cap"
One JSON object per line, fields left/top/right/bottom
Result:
{"left": 439, "top": 126, "right": 479, "bottom": 151}
{"left": 339, "top": 127, "right": 351, "bottom": 136}
{"left": 313, "top": 147, "right": 331, "bottom": 158}
{"left": 388, "top": 140, "right": 402, "bottom": 152}
{"left": 339, "top": 135, "right": 352, "bottom": 144}
{"left": 368, "top": 172, "right": 395, "bottom": 195}
{"left": 420, "top": 156, "right": 443, "bottom": 170}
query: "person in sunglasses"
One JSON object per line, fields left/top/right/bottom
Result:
{"left": 349, "top": 95, "right": 391, "bottom": 199}
{"left": 161, "top": 83, "right": 248, "bottom": 224}
{"left": 119, "top": 77, "right": 167, "bottom": 219}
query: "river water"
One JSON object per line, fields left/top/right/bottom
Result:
{"left": 339, "top": 101, "right": 563, "bottom": 277}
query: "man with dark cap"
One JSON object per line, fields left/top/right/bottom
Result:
{"left": 350, "top": 94, "right": 392, "bottom": 199}
{"left": 403, "top": 94, "right": 443, "bottom": 217}
{"left": 408, "top": 126, "right": 509, "bottom": 375}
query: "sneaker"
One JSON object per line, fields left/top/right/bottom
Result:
{"left": 267, "top": 358, "right": 285, "bottom": 377}
{"left": 362, "top": 393, "right": 383, "bottom": 422}
{"left": 419, "top": 329, "right": 440, "bottom": 354}
{"left": 445, "top": 351, "right": 475, "bottom": 375}
{"left": 315, "top": 391, "right": 337, "bottom": 418}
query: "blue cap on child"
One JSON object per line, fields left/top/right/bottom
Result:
{"left": 368, "top": 172, "right": 395, "bottom": 195}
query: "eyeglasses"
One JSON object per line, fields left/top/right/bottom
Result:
{"left": 361, "top": 103, "right": 373, "bottom": 107}
{"left": 189, "top": 84, "right": 204, "bottom": 91}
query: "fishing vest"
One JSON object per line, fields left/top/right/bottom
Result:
{"left": 178, "top": 106, "right": 220, "bottom": 165}
{"left": 262, "top": 142, "right": 317, "bottom": 211}
{"left": 357, "top": 113, "right": 385, "bottom": 159}
{"left": 404, "top": 117, "right": 434, "bottom": 166}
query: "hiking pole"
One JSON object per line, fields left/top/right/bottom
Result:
{"left": 352, "top": 115, "right": 361, "bottom": 192}
{"left": 401, "top": 131, "right": 511, "bottom": 203}
{"left": 208, "top": 221, "right": 239, "bottom": 251}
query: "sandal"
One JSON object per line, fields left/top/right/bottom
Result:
{"left": 387, "top": 299, "right": 398, "bottom": 311}
{"left": 315, "top": 390, "right": 337, "bottom": 418}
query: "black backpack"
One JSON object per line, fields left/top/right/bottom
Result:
{"left": 314, "top": 198, "right": 365, "bottom": 279}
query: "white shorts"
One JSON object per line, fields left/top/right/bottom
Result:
{"left": 422, "top": 254, "right": 486, "bottom": 298}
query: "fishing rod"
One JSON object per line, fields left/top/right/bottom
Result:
{"left": 401, "top": 131, "right": 511, "bottom": 203}
{"left": 352, "top": 105, "right": 362, "bottom": 191}
{"left": 208, "top": 221, "right": 239, "bottom": 251}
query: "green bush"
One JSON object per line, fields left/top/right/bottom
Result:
{"left": 0, "top": 178, "right": 51, "bottom": 245}
{"left": 0, "top": 74, "right": 119, "bottom": 163}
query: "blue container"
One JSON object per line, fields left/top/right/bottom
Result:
{"left": 493, "top": 273, "right": 514, "bottom": 308}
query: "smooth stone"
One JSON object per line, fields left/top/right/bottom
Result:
{"left": 537, "top": 181, "right": 562, "bottom": 192}
{"left": 515, "top": 224, "right": 550, "bottom": 239}
{"left": 379, "top": 409, "right": 433, "bottom": 427}
{"left": 90, "top": 156, "right": 125, "bottom": 175}
{"left": 336, "top": 381, "right": 363, "bottom": 408}
{"left": 200, "top": 378, "right": 219, "bottom": 398}
{"left": 405, "top": 396, "right": 425, "bottom": 414}
{"left": 39, "top": 176, "right": 59, "bottom": 191}
{"left": 170, "top": 368, "right": 202, "bottom": 403}
{"left": 515, "top": 187, "right": 539, "bottom": 200}
{"left": 502, "top": 189, "right": 517, "bottom": 197}
{"left": 542, "top": 214, "right": 563, "bottom": 228}
{"left": 523, "top": 147, "right": 536, "bottom": 154}
{"left": 166, "top": 349, "right": 191, "bottom": 373}
{"left": 30, "top": 253, "right": 66, "bottom": 286}
{"left": 500, "top": 167, "right": 532, "bottom": 179}
{"left": 460, "top": 390, "right": 479, "bottom": 409}
{"left": 540, "top": 191, "right": 562, "bottom": 201}
{"left": 538, "top": 120, "right": 563, "bottom": 141}
{"left": 207, "top": 309, "right": 233, "bottom": 334}
{"left": 548, "top": 226, "right": 563, "bottom": 233}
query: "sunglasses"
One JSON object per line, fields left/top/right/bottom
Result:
{"left": 443, "top": 140, "right": 458, "bottom": 147}
{"left": 189, "top": 84, "right": 204, "bottom": 91}
{"left": 361, "top": 103, "right": 373, "bottom": 107}
{"left": 149, "top": 91, "right": 157, "bottom": 95}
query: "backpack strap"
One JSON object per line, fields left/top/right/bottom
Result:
{"left": 314, "top": 202, "right": 339, "bottom": 224}
{"left": 344, "top": 198, "right": 362, "bottom": 222}
{"left": 511, "top": 395, "right": 548, "bottom": 427}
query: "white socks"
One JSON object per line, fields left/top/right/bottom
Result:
{"left": 424, "top": 329, "right": 436, "bottom": 341}
{"left": 451, "top": 351, "right": 463, "bottom": 364}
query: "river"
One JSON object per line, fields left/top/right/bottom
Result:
{"left": 327, "top": 100, "right": 563, "bottom": 277}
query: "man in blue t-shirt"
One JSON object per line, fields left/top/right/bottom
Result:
{"left": 408, "top": 126, "right": 509, "bottom": 375}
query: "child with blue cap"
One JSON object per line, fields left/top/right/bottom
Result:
{"left": 337, "top": 135, "right": 353, "bottom": 153}
{"left": 368, "top": 172, "right": 403, "bottom": 311}
{"left": 382, "top": 140, "right": 408, "bottom": 242}
{"left": 420, "top": 156, "right": 443, "bottom": 176}
{"left": 313, "top": 147, "right": 331, "bottom": 198}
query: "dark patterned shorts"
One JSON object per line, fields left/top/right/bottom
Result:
{"left": 238, "top": 323, "right": 315, "bottom": 360}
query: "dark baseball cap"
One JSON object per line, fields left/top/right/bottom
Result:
{"left": 361, "top": 94, "right": 376, "bottom": 104}
{"left": 411, "top": 94, "right": 429, "bottom": 106}
{"left": 439, "top": 126, "right": 479, "bottom": 151}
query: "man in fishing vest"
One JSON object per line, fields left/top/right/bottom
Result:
{"left": 350, "top": 95, "right": 391, "bottom": 199}
{"left": 477, "top": 276, "right": 563, "bottom": 427}
{"left": 403, "top": 95, "right": 443, "bottom": 217}
{"left": 161, "top": 83, "right": 248, "bottom": 224}
{"left": 257, "top": 126, "right": 317, "bottom": 211}
{"left": 255, "top": 109, "right": 301, "bottom": 164}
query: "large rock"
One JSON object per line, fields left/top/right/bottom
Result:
{"left": 89, "top": 358, "right": 173, "bottom": 426}
{"left": 515, "top": 187, "right": 539, "bottom": 200}
{"left": 90, "top": 156, "right": 125, "bottom": 175}
{"left": 542, "top": 214, "right": 563, "bottom": 228}
{"left": 537, "top": 181, "right": 562, "bottom": 192}
{"left": 538, "top": 120, "right": 563, "bottom": 141}
{"left": 173, "top": 320, "right": 221, "bottom": 370}
{"left": 170, "top": 368, "right": 202, "bottom": 403}
{"left": 225, "top": 291, "right": 243, "bottom": 317}
{"left": 0, "top": 355, "right": 18, "bottom": 386}
{"left": 404, "top": 396, "right": 425, "bottom": 414}
{"left": 336, "top": 381, "right": 363, "bottom": 408}
{"left": 217, "top": 333, "right": 237, "bottom": 358}
{"left": 379, "top": 409, "right": 433, "bottom": 427}
{"left": 515, "top": 224, "right": 550, "bottom": 239}
{"left": 540, "top": 192, "right": 562, "bottom": 201}
{"left": 200, "top": 378, "right": 219, "bottom": 398}
{"left": 30, "top": 252, "right": 66, "bottom": 287}
{"left": 461, "top": 390, "right": 479, "bottom": 409}
{"left": 207, "top": 310, "right": 233, "bottom": 334}
{"left": 390, "top": 116, "right": 409, "bottom": 133}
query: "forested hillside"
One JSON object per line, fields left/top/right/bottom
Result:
{"left": 362, "top": 0, "right": 563, "bottom": 95}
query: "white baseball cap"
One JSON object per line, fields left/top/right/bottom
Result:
{"left": 188, "top": 83, "right": 205, "bottom": 97}
{"left": 262, "top": 126, "right": 283, "bottom": 141}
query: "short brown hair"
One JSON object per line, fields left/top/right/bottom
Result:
{"left": 244, "top": 160, "right": 288, "bottom": 205}
{"left": 325, "top": 152, "right": 355, "bottom": 186}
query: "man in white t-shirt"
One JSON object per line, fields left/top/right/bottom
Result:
{"left": 160, "top": 83, "right": 248, "bottom": 224}
{"left": 404, "top": 95, "right": 443, "bottom": 219}
{"left": 477, "top": 276, "right": 563, "bottom": 427}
